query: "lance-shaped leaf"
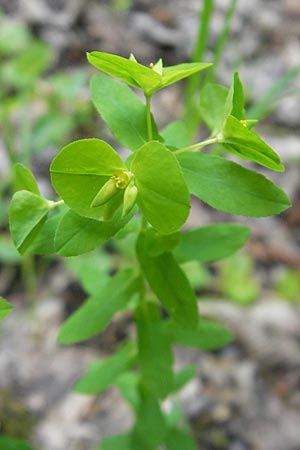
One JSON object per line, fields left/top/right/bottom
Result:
{"left": 137, "top": 232, "right": 198, "bottom": 329}
{"left": 178, "top": 152, "right": 290, "bottom": 216}
{"left": 166, "top": 319, "right": 234, "bottom": 350}
{"left": 222, "top": 115, "right": 284, "bottom": 171}
{"left": 91, "top": 74, "right": 160, "bottom": 151}
{"left": 74, "top": 343, "right": 136, "bottom": 394}
{"left": 9, "top": 190, "right": 50, "bottom": 254}
{"left": 131, "top": 384, "right": 167, "bottom": 450}
{"left": 131, "top": 142, "right": 190, "bottom": 234}
{"left": 57, "top": 269, "right": 141, "bottom": 344}
{"left": 50, "top": 139, "right": 126, "bottom": 220}
{"left": 0, "top": 297, "right": 13, "bottom": 321}
{"left": 54, "top": 208, "right": 136, "bottom": 256}
{"left": 174, "top": 223, "right": 250, "bottom": 263}
{"left": 136, "top": 302, "right": 173, "bottom": 399}
{"left": 14, "top": 163, "right": 40, "bottom": 195}
{"left": 87, "top": 51, "right": 211, "bottom": 96}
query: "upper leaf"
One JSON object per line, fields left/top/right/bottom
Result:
{"left": 57, "top": 269, "right": 141, "bottom": 344}
{"left": 0, "top": 297, "right": 13, "bottom": 321}
{"left": 9, "top": 190, "right": 50, "bottom": 254}
{"left": 50, "top": 139, "right": 126, "bottom": 220}
{"left": 131, "top": 141, "right": 190, "bottom": 234}
{"left": 87, "top": 51, "right": 211, "bottom": 95}
{"left": 174, "top": 223, "right": 250, "bottom": 263}
{"left": 178, "top": 152, "right": 290, "bottom": 216}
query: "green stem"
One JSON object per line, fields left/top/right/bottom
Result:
{"left": 145, "top": 95, "right": 153, "bottom": 141}
{"left": 174, "top": 137, "right": 219, "bottom": 155}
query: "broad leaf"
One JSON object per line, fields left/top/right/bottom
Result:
{"left": 50, "top": 139, "right": 126, "bottom": 220}
{"left": 91, "top": 74, "right": 160, "bottom": 151}
{"left": 57, "top": 269, "right": 140, "bottom": 344}
{"left": 142, "top": 228, "right": 180, "bottom": 257}
{"left": 14, "top": 163, "right": 40, "bottom": 195}
{"left": 131, "top": 142, "right": 190, "bottom": 234}
{"left": 160, "top": 62, "right": 212, "bottom": 89}
{"left": 167, "top": 319, "right": 234, "bottom": 350}
{"left": 131, "top": 384, "right": 167, "bottom": 450}
{"left": 174, "top": 223, "right": 250, "bottom": 263}
{"left": 0, "top": 297, "right": 13, "bottom": 321}
{"left": 27, "top": 209, "right": 65, "bottom": 255}
{"left": 222, "top": 115, "right": 284, "bottom": 171}
{"left": 178, "top": 152, "right": 290, "bottom": 216}
{"left": 9, "top": 190, "right": 50, "bottom": 254}
{"left": 54, "top": 209, "right": 135, "bottom": 256}
{"left": 136, "top": 302, "right": 173, "bottom": 399}
{"left": 137, "top": 233, "right": 198, "bottom": 329}
{"left": 74, "top": 344, "right": 136, "bottom": 394}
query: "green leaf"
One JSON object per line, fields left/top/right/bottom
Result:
{"left": 174, "top": 223, "right": 250, "bottom": 263}
{"left": 0, "top": 437, "right": 33, "bottom": 450}
{"left": 0, "top": 297, "right": 13, "bottom": 321}
{"left": 161, "top": 120, "right": 190, "bottom": 148}
{"left": 137, "top": 233, "right": 198, "bottom": 329}
{"left": 74, "top": 343, "right": 136, "bottom": 394}
{"left": 230, "top": 72, "right": 245, "bottom": 120}
{"left": 222, "top": 115, "right": 284, "bottom": 171}
{"left": 116, "top": 372, "right": 141, "bottom": 411}
{"left": 57, "top": 269, "right": 140, "bottom": 344}
{"left": 87, "top": 51, "right": 161, "bottom": 94}
{"left": 165, "top": 428, "right": 197, "bottom": 450}
{"left": 167, "top": 319, "right": 234, "bottom": 350}
{"left": 95, "top": 434, "right": 131, "bottom": 450}
{"left": 54, "top": 209, "right": 135, "bottom": 256}
{"left": 131, "top": 141, "right": 190, "bottom": 234}
{"left": 199, "top": 82, "right": 229, "bottom": 133}
{"left": 172, "top": 366, "right": 197, "bottom": 392}
{"left": 178, "top": 152, "right": 290, "bottom": 216}
{"left": 50, "top": 139, "right": 126, "bottom": 220}
{"left": 160, "top": 62, "right": 212, "bottom": 89}
{"left": 27, "top": 209, "right": 66, "bottom": 255}
{"left": 136, "top": 302, "right": 173, "bottom": 399}
{"left": 131, "top": 384, "right": 167, "bottom": 450}
{"left": 14, "top": 163, "right": 40, "bottom": 195}
{"left": 9, "top": 190, "right": 50, "bottom": 254}
{"left": 91, "top": 74, "right": 160, "bottom": 151}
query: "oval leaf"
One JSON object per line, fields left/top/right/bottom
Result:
{"left": 178, "top": 152, "right": 290, "bottom": 216}
{"left": 131, "top": 142, "right": 190, "bottom": 234}
{"left": 50, "top": 138, "right": 126, "bottom": 220}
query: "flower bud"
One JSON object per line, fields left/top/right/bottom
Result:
{"left": 122, "top": 184, "right": 138, "bottom": 218}
{"left": 90, "top": 177, "right": 119, "bottom": 208}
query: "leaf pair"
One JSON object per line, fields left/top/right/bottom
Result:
{"left": 87, "top": 51, "right": 211, "bottom": 96}
{"left": 199, "top": 73, "right": 284, "bottom": 171}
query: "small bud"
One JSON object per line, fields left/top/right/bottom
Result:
{"left": 90, "top": 177, "right": 119, "bottom": 208}
{"left": 122, "top": 184, "right": 138, "bottom": 218}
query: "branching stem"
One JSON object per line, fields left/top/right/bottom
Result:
{"left": 174, "top": 137, "right": 219, "bottom": 155}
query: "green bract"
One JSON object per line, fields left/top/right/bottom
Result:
{"left": 87, "top": 51, "right": 212, "bottom": 96}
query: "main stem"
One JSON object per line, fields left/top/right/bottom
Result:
{"left": 145, "top": 94, "right": 153, "bottom": 141}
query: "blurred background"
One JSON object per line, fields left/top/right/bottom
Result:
{"left": 0, "top": 1, "right": 300, "bottom": 449}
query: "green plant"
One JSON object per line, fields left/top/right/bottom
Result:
{"left": 6, "top": 49, "right": 291, "bottom": 450}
